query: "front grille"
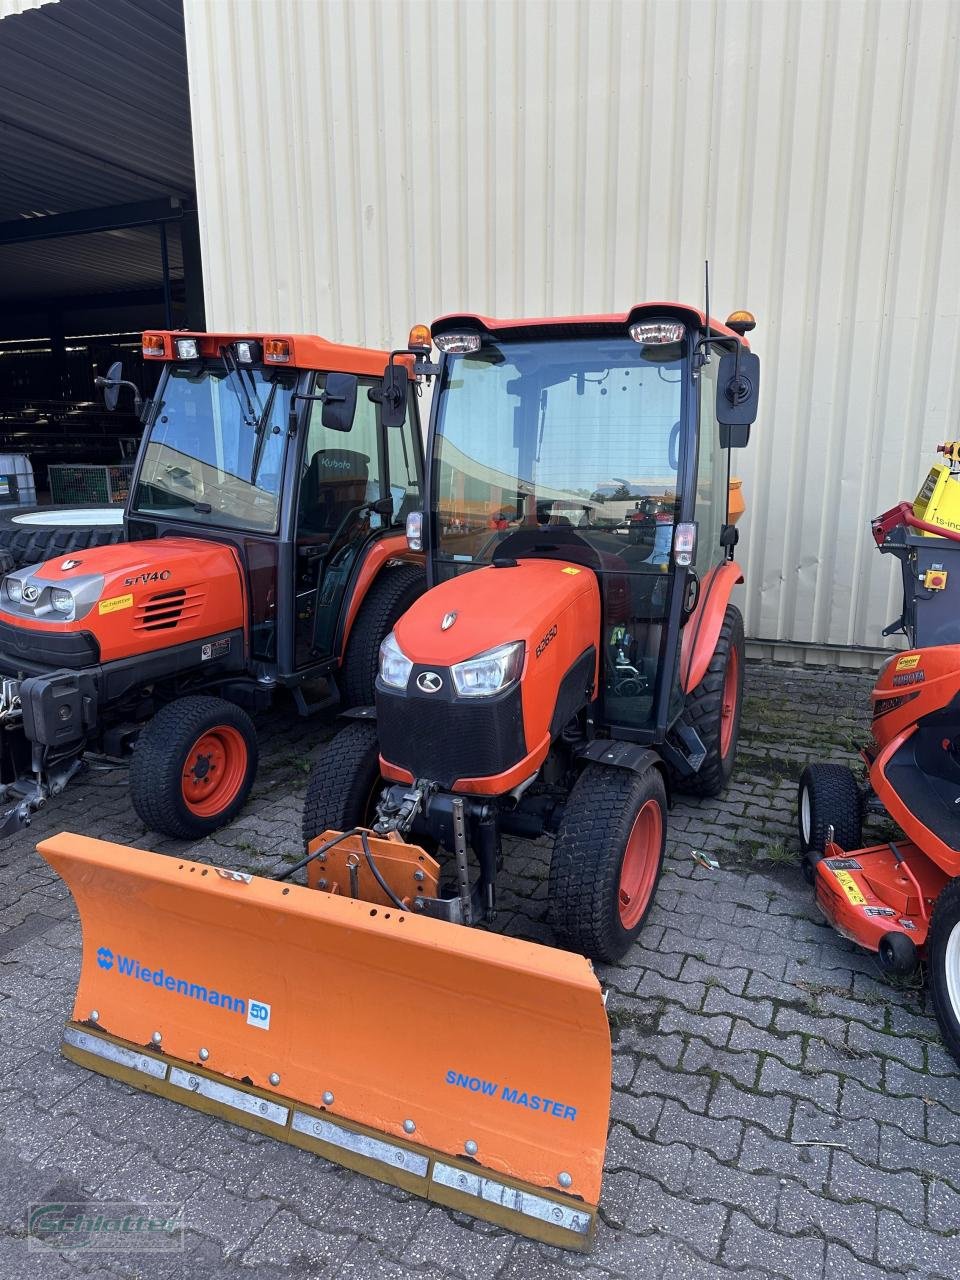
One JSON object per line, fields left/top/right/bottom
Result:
{"left": 376, "top": 673, "right": 526, "bottom": 788}
{"left": 0, "top": 616, "right": 99, "bottom": 671}
{"left": 134, "top": 588, "right": 205, "bottom": 632}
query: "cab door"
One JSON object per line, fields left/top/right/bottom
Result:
{"left": 293, "top": 377, "right": 422, "bottom": 668}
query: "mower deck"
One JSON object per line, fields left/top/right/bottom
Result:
{"left": 813, "top": 837, "right": 947, "bottom": 951}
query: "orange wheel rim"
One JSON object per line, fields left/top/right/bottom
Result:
{"left": 719, "top": 645, "right": 740, "bottom": 759}
{"left": 181, "top": 725, "right": 248, "bottom": 818}
{"left": 618, "top": 798, "right": 662, "bottom": 930}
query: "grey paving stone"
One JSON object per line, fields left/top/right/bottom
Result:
{"left": 759, "top": 1055, "right": 842, "bottom": 1113}
{"left": 829, "top": 1149, "right": 926, "bottom": 1226}
{"left": 722, "top": 1208, "right": 826, "bottom": 1276}
{"left": 681, "top": 1034, "right": 760, "bottom": 1089}
{"left": 777, "top": 1183, "right": 878, "bottom": 1262}
{"left": 791, "top": 1100, "right": 881, "bottom": 1164}
{"left": 738, "top": 1125, "right": 831, "bottom": 1194}
{"left": 709, "top": 1078, "right": 793, "bottom": 1138}
{"left": 683, "top": 1147, "right": 780, "bottom": 1227}
{"left": 654, "top": 1100, "right": 743, "bottom": 1162}
{"left": 877, "top": 1207, "right": 960, "bottom": 1276}
{"left": 728, "top": 1018, "right": 804, "bottom": 1067}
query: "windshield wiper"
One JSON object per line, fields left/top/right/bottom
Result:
{"left": 220, "top": 345, "right": 258, "bottom": 428}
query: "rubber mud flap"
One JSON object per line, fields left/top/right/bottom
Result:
{"left": 38, "top": 833, "right": 612, "bottom": 1250}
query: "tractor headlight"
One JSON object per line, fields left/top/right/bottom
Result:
{"left": 379, "top": 631, "right": 413, "bottom": 690}
{"left": 50, "top": 588, "right": 74, "bottom": 615}
{"left": 4, "top": 576, "right": 22, "bottom": 603}
{"left": 451, "top": 641, "right": 524, "bottom": 698}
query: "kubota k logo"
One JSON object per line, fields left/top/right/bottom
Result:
{"left": 97, "top": 947, "right": 114, "bottom": 971}
{"left": 22, "top": 584, "right": 39, "bottom": 603}
{"left": 417, "top": 672, "right": 443, "bottom": 693}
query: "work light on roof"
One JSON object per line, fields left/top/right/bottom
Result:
{"left": 628, "top": 321, "right": 686, "bottom": 345}
{"left": 175, "top": 338, "right": 200, "bottom": 361}
{"left": 434, "top": 333, "right": 481, "bottom": 354}
{"left": 235, "top": 340, "right": 255, "bottom": 364}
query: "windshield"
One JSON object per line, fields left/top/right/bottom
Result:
{"left": 132, "top": 363, "right": 297, "bottom": 532}
{"left": 432, "top": 336, "right": 685, "bottom": 570}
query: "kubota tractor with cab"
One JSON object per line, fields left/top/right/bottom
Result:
{"left": 0, "top": 330, "right": 425, "bottom": 839}
{"left": 38, "top": 305, "right": 760, "bottom": 1250}
{"left": 303, "top": 305, "right": 760, "bottom": 963}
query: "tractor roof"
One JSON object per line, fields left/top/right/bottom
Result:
{"left": 142, "top": 331, "right": 394, "bottom": 377}
{"left": 432, "top": 302, "right": 749, "bottom": 347}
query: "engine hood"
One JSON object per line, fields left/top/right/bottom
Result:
{"left": 393, "top": 560, "right": 599, "bottom": 665}
{"left": 0, "top": 538, "right": 245, "bottom": 664}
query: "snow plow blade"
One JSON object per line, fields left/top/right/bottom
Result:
{"left": 38, "top": 833, "right": 611, "bottom": 1249}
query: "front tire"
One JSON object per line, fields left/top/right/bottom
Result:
{"left": 130, "top": 695, "right": 259, "bottom": 839}
{"left": 679, "top": 605, "right": 745, "bottom": 798}
{"left": 301, "top": 721, "right": 382, "bottom": 851}
{"left": 549, "top": 763, "right": 667, "bottom": 963}
{"left": 927, "top": 879, "right": 960, "bottom": 1068}
{"left": 340, "top": 564, "right": 426, "bottom": 708}
{"left": 797, "top": 763, "right": 863, "bottom": 854}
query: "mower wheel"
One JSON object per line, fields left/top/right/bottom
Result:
{"left": 301, "top": 720, "right": 382, "bottom": 851}
{"left": 927, "top": 878, "right": 960, "bottom": 1068}
{"left": 130, "top": 695, "right": 259, "bottom": 839}
{"left": 549, "top": 762, "right": 667, "bottom": 964}
{"left": 677, "top": 605, "right": 745, "bottom": 797}
{"left": 797, "top": 763, "right": 862, "bottom": 878}
{"left": 0, "top": 504, "right": 124, "bottom": 567}
{"left": 339, "top": 564, "right": 426, "bottom": 708}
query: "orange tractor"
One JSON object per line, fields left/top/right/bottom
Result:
{"left": 39, "top": 304, "right": 759, "bottom": 1248}
{"left": 0, "top": 331, "right": 425, "bottom": 838}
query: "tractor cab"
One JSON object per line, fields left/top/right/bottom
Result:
{"left": 410, "top": 304, "right": 759, "bottom": 760}
{"left": 126, "top": 331, "right": 425, "bottom": 687}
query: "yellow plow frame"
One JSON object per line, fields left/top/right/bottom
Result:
{"left": 39, "top": 833, "right": 612, "bottom": 1248}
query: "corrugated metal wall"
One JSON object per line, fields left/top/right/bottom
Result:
{"left": 182, "top": 0, "right": 960, "bottom": 652}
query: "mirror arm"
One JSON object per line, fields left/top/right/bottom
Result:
{"left": 94, "top": 376, "right": 142, "bottom": 416}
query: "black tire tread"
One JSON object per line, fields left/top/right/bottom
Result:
{"left": 796, "top": 762, "right": 862, "bottom": 854}
{"left": 340, "top": 563, "right": 426, "bottom": 708}
{"left": 678, "top": 604, "right": 745, "bottom": 798}
{"left": 927, "top": 877, "right": 960, "bottom": 1068}
{"left": 129, "top": 694, "right": 259, "bottom": 839}
{"left": 301, "top": 721, "right": 382, "bottom": 851}
{"left": 0, "top": 505, "right": 125, "bottom": 568}
{"left": 549, "top": 763, "right": 667, "bottom": 963}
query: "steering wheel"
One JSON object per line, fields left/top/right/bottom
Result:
{"left": 668, "top": 421, "right": 681, "bottom": 471}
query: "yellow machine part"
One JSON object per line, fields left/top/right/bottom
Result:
{"left": 914, "top": 463, "right": 960, "bottom": 537}
{"left": 38, "top": 833, "right": 612, "bottom": 1249}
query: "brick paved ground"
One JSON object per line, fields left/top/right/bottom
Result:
{"left": 2, "top": 660, "right": 959, "bottom": 1279}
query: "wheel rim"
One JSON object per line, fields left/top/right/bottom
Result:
{"left": 944, "top": 921, "right": 960, "bottom": 1022}
{"left": 800, "top": 786, "right": 812, "bottom": 845}
{"left": 181, "top": 725, "right": 248, "bottom": 818}
{"left": 719, "top": 644, "right": 740, "bottom": 758}
{"left": 618, "top": 798, "right": 663, "bottom": 930}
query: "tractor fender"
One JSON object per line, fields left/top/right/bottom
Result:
{"left": 680, "top": 560, "right": 744, "bottom": 694}
{"left": 575, "top": 740, "right": 671, "bottom": 805}
{"left": 337, "top": 534, "right": 420, "bottom": 658}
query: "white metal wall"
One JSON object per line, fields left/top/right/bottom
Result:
{"left": 182, "top": 0, "right": 960, "bottom": 652}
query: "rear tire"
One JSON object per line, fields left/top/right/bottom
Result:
{"left": 0, "top": 505, "right": 124, "bottom": 567}
{"left": 301, "top": 721, "right": 383, "bottom": 852}
{"left": 130, "top": 695, "right": 258, "bottom": 839}
{"left": 926, "top": 878, "right": 960, "bottom": 1068}
{"left": 678, "top": 605, "right": 745, "bottom": 798}
{"left": 549, "top": 763, "right": 667, "bottom": 963}
{"left": 340, "top": 564, "right": 426, "bottom": 708}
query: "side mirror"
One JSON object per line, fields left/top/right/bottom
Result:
{"left": 380, "top": 364, "right": 409, "bottom": 429}
{"left": 717, "top": 350, "right": 760, "bottom": 447}
{"left": 100, "top": 360, "right": 123, "bottom": 412}
{"left": 321, "top": 372, "right": 358, "bottom": 433}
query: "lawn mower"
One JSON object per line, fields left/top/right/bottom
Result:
{"left": 39, "top": 303, "right": 761, "bottom": 1248}
{"left": 799, "top": 453, "right": 960, "bottom": 1067}
{"left": 0, "top": 330, "right": 425, "bottom": 839}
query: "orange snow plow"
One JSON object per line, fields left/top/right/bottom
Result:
{"left": 38, "top": 832, "right": 611, "bottom": 1249}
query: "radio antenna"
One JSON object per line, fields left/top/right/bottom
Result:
{"left": 704, "top": 260, "right": 711, "bottom": 358}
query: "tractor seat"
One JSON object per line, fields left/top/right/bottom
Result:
{"left": 299, "top": 449, "right": 370, "bottom": 536}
